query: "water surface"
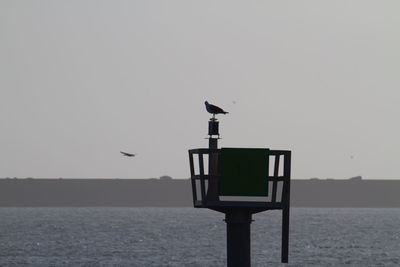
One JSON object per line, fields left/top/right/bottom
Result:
{"left": 1, "top": 208, "right": 399, "bottom": 266}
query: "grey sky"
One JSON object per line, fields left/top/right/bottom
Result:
{"left": 1, "top": 1, "right": 399, "bottom": 179}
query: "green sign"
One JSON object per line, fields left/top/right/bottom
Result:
{"left": 220, "top": 148, "right": 269, "bottom": 196}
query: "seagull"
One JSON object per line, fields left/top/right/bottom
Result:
{"left": 204, "top": 101, "right": 228, "bottom": 118}
{"left": 120, "top": 151, "right": 136, "bottom": 157}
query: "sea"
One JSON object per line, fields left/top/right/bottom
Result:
{"left": 0, "top": 208, "right": 399, "bottom": 267}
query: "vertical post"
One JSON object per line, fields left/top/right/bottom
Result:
{"left": 199, "top": 153, "right": 206, "bottom": 201}
{"left": 282, "top": 206, "right": 289, "bottom": 263}
{"left": 281, "top": 151, "right": 291, "bottom": 263}
{"left": 206, "top": 118, "right": 219, "bottom": 201}
{"left": 272, "top": 155, "right": 280, "bottom": 203}
{"left": 225, "top": 209, "right": 252, "bottom": 267}
{"left": 188, "top": 151, "right": 197, "bottom": 206}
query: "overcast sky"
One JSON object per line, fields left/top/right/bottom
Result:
{"left": 1, "top": 1, "right": 399, "bottom": 179}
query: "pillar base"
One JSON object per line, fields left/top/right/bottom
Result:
{"left": 225, "top": 209, "right": 253, "bottom": 267}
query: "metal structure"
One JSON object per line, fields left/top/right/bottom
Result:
{"left": 188, "top": 117, "right": 291, "bottom": 266}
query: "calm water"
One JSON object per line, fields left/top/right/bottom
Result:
{"left": 1, "top": 208, "right": 400, "bottom": 266}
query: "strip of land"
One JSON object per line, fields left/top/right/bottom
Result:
{"left": 1, "top": 178, "right": 399, "bottom": 207}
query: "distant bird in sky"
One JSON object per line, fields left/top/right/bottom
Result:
{"left": 120, "top": 151, "right": 136, "bottom": 157}
{"left": 205, "top": 101, "right": 228, "bottom": 118}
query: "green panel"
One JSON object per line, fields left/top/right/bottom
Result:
{"left": 220, "top": 148, "right": 269, "bottom": 196}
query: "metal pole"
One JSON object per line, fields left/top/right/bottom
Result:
{"left": 282, "top": 206, "right": 289, "bottom": 263}
{"left": 281, "top": 151, "right": 291, "bottom": 263}
{"left": 225, "top": 209, "right": 252, "bottom": 267}
{"left": 206, "top": 118, "right": 219, "bottom": 201}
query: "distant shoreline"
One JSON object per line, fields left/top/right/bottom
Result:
{"left": 1, "top": 178, "right": 400, "bottom": 207}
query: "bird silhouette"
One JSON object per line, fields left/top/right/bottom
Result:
{"left": 205, "top": 101, "right": 228, "bottom": 119}
{"left": 120, "top": 151, "right": 136, "bottom": 157}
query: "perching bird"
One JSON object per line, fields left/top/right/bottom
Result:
{"left": 204, "top": 101, "right": 228, "bottom": 118}
{"left": 120, "top": 151, "right": 136, "bottom": 157}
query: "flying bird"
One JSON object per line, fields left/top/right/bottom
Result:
{"left": 204, "top": 101, "right": 228, "bottom": 118}
{"left": 120, "top": 151, "right": 136, "bottom": 157}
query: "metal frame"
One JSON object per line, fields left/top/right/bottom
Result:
{"left": 188, "top": 148, "right": 291, "bottom": 263}
{"left": 189, "top": 149, "right": 291, "bottom": 210}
